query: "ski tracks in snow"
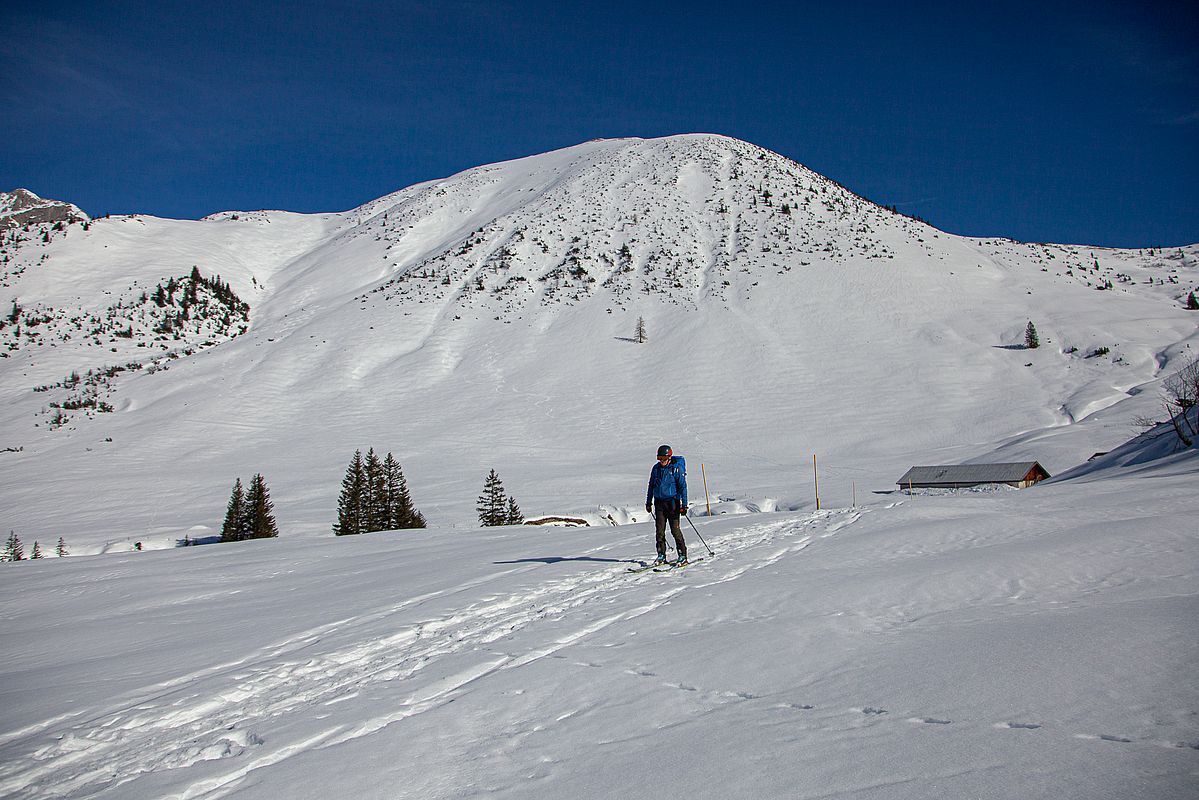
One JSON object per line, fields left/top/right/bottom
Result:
{"left": 0, "top": 509, "right": 859, "bottom": 800}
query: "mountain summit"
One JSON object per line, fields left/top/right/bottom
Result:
{"left": 0, "top": 188, "right": 87, "bottom": 231}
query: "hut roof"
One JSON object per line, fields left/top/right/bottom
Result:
{"left": 896, "top": 462, "right": 1048, "bottom": 486}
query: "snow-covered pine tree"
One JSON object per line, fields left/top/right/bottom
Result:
{"left": 220, "top": 478, "right": 247, "bottom": 542}
{"left": 505, "top": 496, "right": 523, "bottom": 525}
{"left": 30, "top": 541, "right": 43, "bottom": 559}
{"left": 364, "top": 448, "right": 387, "bottom": 532}
{"left": 1025, "top": 320, "right": 1040, "bottom": 349}
{"left": 384, "top": 453, "right": 426, "bottom": 529}
{"left": 56, "top": 537, "right": 68, "bottom": 557}
{"left": 635, "top": 316, "right": 647, "bottom": 343}
{"left": 244, "top": 474, "right": 279, "bottom": 539}
{"left": 4, "top": 530, "right": 24, "bottom": 561}
{"left": 477, "top": 470, "right": 508, "bottom": 527}
{"left": 334, "top": 450, "right": 366, "bottom": 535}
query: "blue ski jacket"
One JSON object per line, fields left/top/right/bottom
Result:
{"left": 647, "top": 457, "right": 687, "bottom": 506}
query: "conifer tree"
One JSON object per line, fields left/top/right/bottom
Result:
{"left": 220, "top": 478, "right": 247, "bottom": 542}
{"left": 635, "top": 316, "right": 648, "bottom": 343}
{"left": 505, "top": 496, "right": 524, "bottom": 526}
{"left": 335, "top": 450, "right": 367, "bottom": 535}
{"left": 30, "top": 541, "right": 43, "bottom": 559}
{"left": 477, "top": 469, "right": 508, "bottom": 527}
{"left": 1187, "top": 291, "right": 1198, "bottom": 310}
{"left": 244, "top": 473, "right": 279, "bottom": 539}
{"left": 384, "top": 453, "right": 425, "bottom": 529}
{"left": 4, "top": 530, "right": 24, "bottom": 561}
{"left": 1025, "top": 320, "right": 1040, "bottom": 349}
{"left": 56, "top": 537, "right": 68, "bottom": 557}
{"left": 364, "top": 448, "right": 387, "bottom": 532}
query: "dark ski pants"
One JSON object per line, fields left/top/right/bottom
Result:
{"left": 654, "top": 498, "right": 687, "bottom": 559}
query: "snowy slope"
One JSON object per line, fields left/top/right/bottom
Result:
{"left": 0, "top": 135, "right": 1197, "bottom": 553}
{"left": 0, "top": 436, "right": 1195, "bottom": 799}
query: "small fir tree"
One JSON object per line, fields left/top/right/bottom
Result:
{"left": 220, "top": 478, "right": 247, "bottom": 542}
{"left": 4, "top": 530, "right": 24, "bottom": 561}
{"left": 635, "top": 316, "right": 647, "bottom": 344}
{"left": 1025, "top": 320, "right": 1040, "bottom": 349}
{"left": 244, "top": 473, "right": 279, "bottom": 539}
{"left": 364, "top": 448, "right": 387, "bottom": 532}
{"left": 477, "top": 469, "right": 508, "bottom": 527}
{"left": 56, "top": 537, "right": 68, "bottom": 557}
{"left": 335, "top": 450, "right": 367, "bottom": 535}
{"left": 1187, "top": 291, "right": 1198, "bottom": 310}
{"left": 30, "top": 541, "right": 43, "bottom": 559}
{"left": 505, "top": 496, "right": 524, "bottom": 525}
{"left": 384, "top": 453, "right": 425, "bottom": 529}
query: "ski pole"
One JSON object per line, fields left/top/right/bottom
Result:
{"left": 684, "top": 513, "right": 715, "bottom": 556}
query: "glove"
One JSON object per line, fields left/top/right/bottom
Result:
{"left": 645, "top": 503, "right": 653, "bottom": 514}
{"left": 680, "top": 505, "right": 689, "bottom": 516}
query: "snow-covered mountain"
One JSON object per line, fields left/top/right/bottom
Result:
{"left": 1, "top": 134, "right": 1197, "bottom": 552}
{"left": 1, "top": 135, "right": 1197, "bottom": 800}
{"left": 0, "top": 188, "right": 87, "bottom": 231}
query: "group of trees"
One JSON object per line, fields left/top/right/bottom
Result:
{"left": 334, "top": 449, "right": 426, "bottom": 535}
{"left": 220, "top": 474, "right": 280, "bottom": 541}
{"left": 477, "top": 469, "right": 523, "bottom": 526}
{"left": 3, "top": 532, "right": 67, "bottom": 562}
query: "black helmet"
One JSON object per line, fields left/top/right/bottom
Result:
{"left": 657, "top": 444, "right": 672, "bottom": 459}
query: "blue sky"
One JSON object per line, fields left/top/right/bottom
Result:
{"left": 2, "top": 0, "right": 1195, "bottom": 247}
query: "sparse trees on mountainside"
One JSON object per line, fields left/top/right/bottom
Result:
{"left": 477, "top": 469, "right": 522, "bottom": 527}
{"left": 1025, "top": 321, "right": 1040, "bottom": 349}
{"left": 219, "top": 474, "right": 279, "bottom": 542}
{"left": 3, "top": 531, "right": 24, "bottom": 562}
{"left": 335, "top": 449, "right": 425, "bottom": 535}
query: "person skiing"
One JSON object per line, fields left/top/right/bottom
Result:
{"left": 645, "top": 444, "right": 688, "bottom": 564}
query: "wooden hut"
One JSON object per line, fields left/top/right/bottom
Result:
{"left": 895, "top": 462, "right": 1050, "bottom": 491}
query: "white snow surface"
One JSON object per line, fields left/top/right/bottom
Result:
{"left": 0, "top": 134, "right": 1197, "bottom": 797}
{"left": 1, "top": 442, "right": 1196, "bottom": 798}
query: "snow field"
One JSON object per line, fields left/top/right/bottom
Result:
{"left": 1, "top": 451, "right": 1195, "bottom": 798}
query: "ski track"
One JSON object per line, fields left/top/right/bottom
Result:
{"left": 0, "top": 509, "right": 859, "bottom": 800}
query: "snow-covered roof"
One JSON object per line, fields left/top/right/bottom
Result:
{"left": 896, "top": 462, "right": 1048, "bottom": 486}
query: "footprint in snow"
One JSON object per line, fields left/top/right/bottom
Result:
{"left": 1075, "top": 733, "right": 1132, "bottom": 744}
{"left": 998, "top": 722, "right": 1041, "bottom": 730}
{"left": 859, "top": 707, "right": 888, "bottom": 716}
{"left": 910, "top": 717, "right": 952, "bottom": 725}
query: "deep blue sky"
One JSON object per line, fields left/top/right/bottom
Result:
{"left": 2, "top": 1, "right": 1196, "bottom": 247}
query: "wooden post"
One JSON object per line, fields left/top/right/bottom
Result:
{"left": 701, "top": 463, "right": 712, "bottom": 518}
{"left": 813, "top": 454, "right": 820, "bottom": 511}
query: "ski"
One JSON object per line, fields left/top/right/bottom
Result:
{"left": 652, "top": 557, "right": 705, "bottom": 572}
{"left": 627, "top": 560, "right": 668, "bottom": 573}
